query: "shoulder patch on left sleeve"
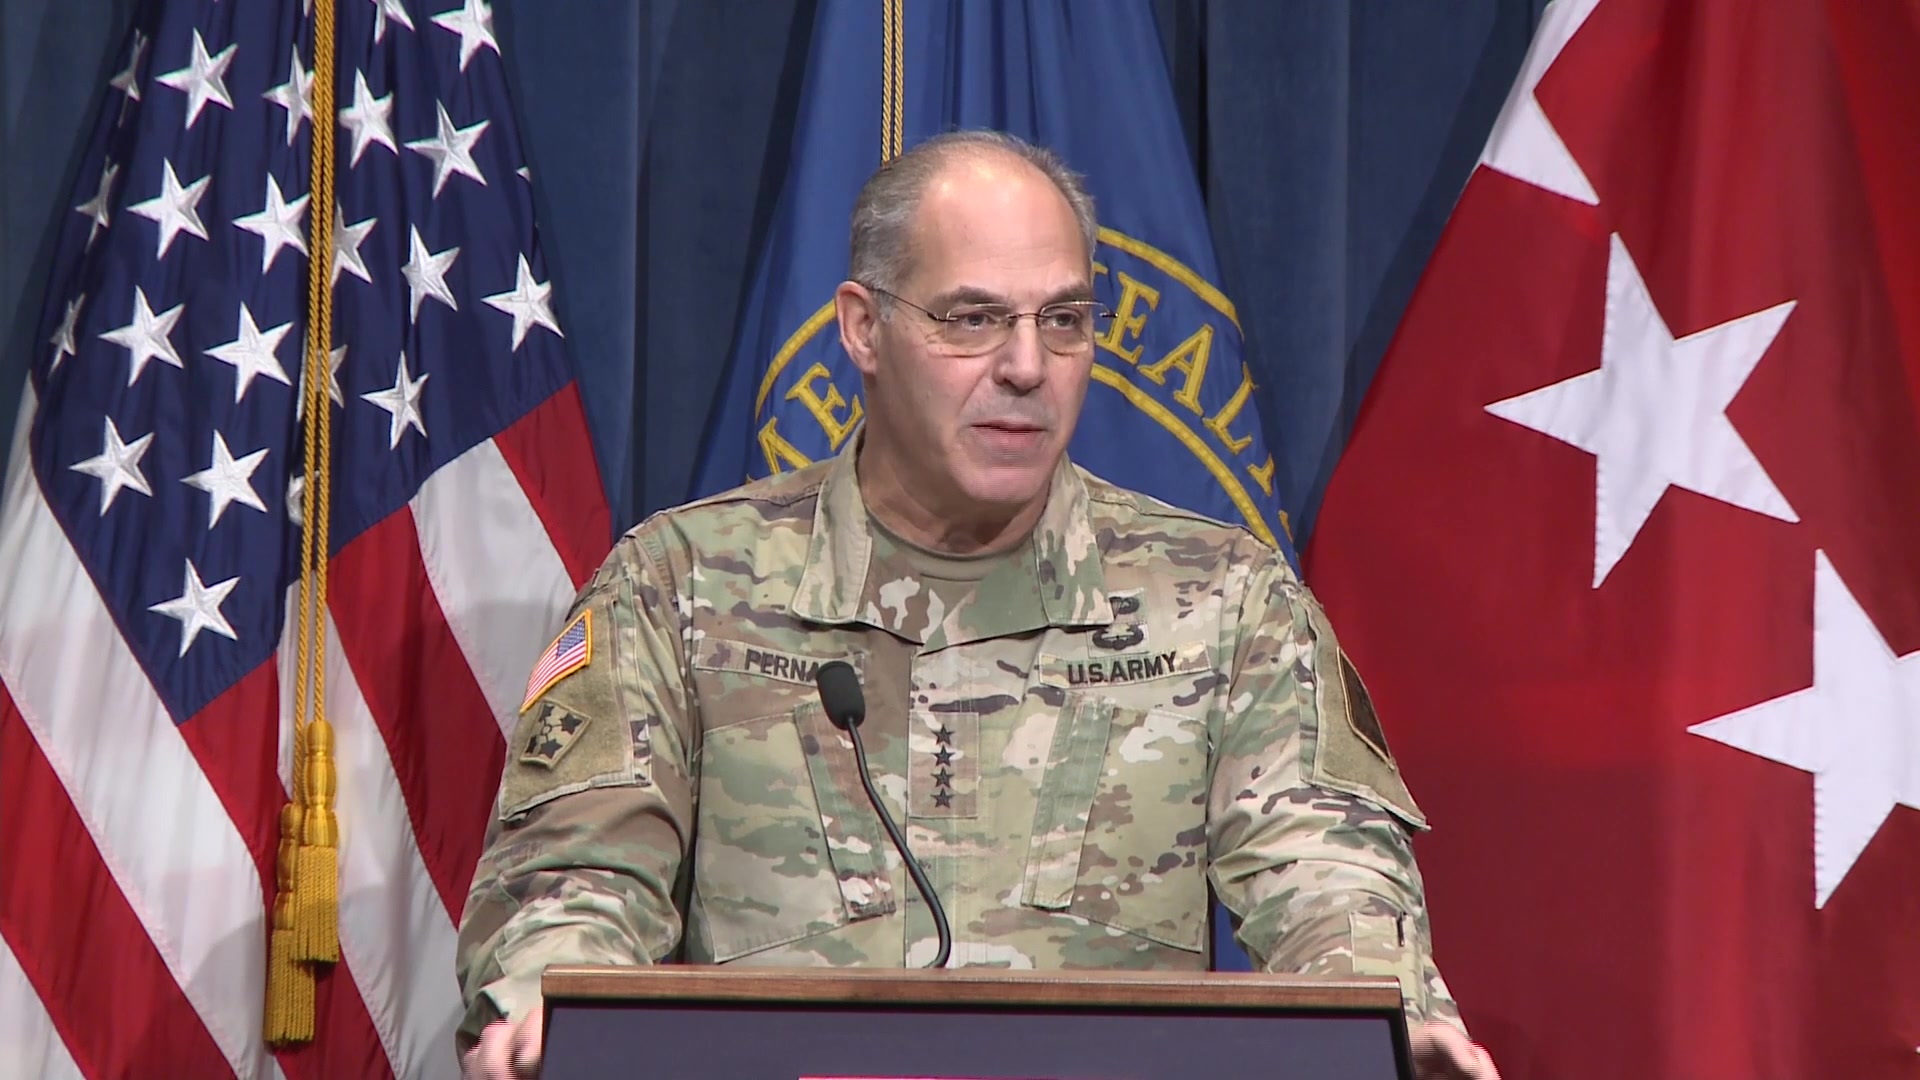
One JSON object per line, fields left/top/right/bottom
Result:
{"left": 1306, "top": 607, "right": 1429, "bottom": 831}
{"left": 1338, "top": 652, "right": 1396, "bottom": 764}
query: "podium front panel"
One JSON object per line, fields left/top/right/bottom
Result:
{"left": 540, "top": 968, "right": 1412, "bottom": 1079}
{"left": 547, "top": 1001, "right": 1400, "bottom": 1079}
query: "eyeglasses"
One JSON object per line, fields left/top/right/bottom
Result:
{"left": 867, "top": 286, "right": 1115, "bottom": 357}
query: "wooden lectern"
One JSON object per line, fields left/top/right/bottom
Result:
{"left": 539, "top": 966, "right": 1415, "bottom": 1079}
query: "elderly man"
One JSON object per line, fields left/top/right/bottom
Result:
{"left": 457, "top": 130, "right": 1500, "bottom": 1080}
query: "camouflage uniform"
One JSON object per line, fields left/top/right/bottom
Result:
{"left": 455, "top": 441, "right": 1463, "bottom": 1048}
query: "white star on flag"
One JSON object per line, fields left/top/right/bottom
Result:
{"left": 1486, "top": 233, "right": 1798, "bottom": 586}
{"left": 233, "top": 175, "right": 310, "bottom": 274}
{"left": 99, "top": 286, "right": 186, "bottom": 386}
{"left": 296, "top": 345, "right": 349, "bottom": 422}
{"left": 286, "top": 474, "right": 309, "bottom": 528}
{"left": 483, "top": 253, "right": 562, "bottom": 350}
{"left": 402, "top": 226, "right": 460, "bottom": 321}
{"left": 263, "top": 47, "right": 314, "bottom": 145}
{"left": 154, "top": 29, "right": 237, "bottom": 130}
{"left": 49, "top": 295, "right": 84, "bottom": 372}
{"left": 432, "top": 0, "right": 500, "bottom": 71}
{"left": 333, "top": 207, "right": 379, "bottom": 286}
{"left": 127, "top": 160, "right": 211, "bottom": 260}
{"left": 362, "top": 351, "right": 430, "bottom": 447}
{"left": 338, "top": 70, "right": 397, "bottom": 166}
{"left": 405, "top": 102, "right": 489, "bottom": 196}
{"left": 1478, "top": 0, "right": 1602, "bottom": 203}
{"left": 205, "top": 304, "right": 295, "bottom": 402}
{"left": 370, "top": 0, "right": 416, "bottom": 43}
{"left": 109, "top": 30, "right": 147, "bottom": 103}
{"left": 1689, "top": 550, "right": 1920, "bottom": 908}
{"left": 182, "top": 432, "right": 270, "bottom": 529}
{"left": 74, "top": 162, "right": 118, "bottom": 248}
{"left": 148, "top": 560, "right": 241, "bottom": 656}
{"left": 69, "top": 417, "right": 155, "bottom": 515}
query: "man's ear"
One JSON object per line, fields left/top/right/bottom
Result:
{"left": 836, "top": 281, "right": 882, "bottom": 377}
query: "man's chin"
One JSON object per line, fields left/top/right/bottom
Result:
{"left": 954, "top": 461, "right": 1057, "bottom": 512}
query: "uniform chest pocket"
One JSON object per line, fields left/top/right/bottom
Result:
{"left": 1020, "top": 694, "right": 1210, "bottom": 951}
{"left": 692, "top": 702, "right": 894, "bottom": 962}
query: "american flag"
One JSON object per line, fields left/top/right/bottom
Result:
{"left": 521, "top": 611, "right": 589, "bottom": 712}
{"left": 0, "top": 1, "right": 610, "bottom": 1077}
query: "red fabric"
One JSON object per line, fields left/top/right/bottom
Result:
{"left": 1307, "top": 1, "right": 1920, "bottom": 1076}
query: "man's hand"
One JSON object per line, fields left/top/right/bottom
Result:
{"left": 1412, "top": 1020, "right": 1500, "bottom": 1079}
{"left": 462, "top": 1015, "right": 543, "bottom": 1079}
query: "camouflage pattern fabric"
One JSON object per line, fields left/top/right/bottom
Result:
{"left": 454, "top": 441, "right": 1465, "bottom": 1048}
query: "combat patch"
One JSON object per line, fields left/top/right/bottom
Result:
{"left": 1037, "top": 640, "right": 1210, "bottom": 688}
{"left": 1312, "top": 641, "right": 1428, "bottom": 830}
{"left": 691, "top": 637, "right": 864, "bottom": 687}
{"left": 1340, "top": 653, "right": 1394, "bottom": 762}
{"left": 521, "top": 610, "right": 592, "bottom": 712}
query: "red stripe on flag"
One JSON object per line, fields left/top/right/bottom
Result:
{"left": 271, "top": 964, "right": 399, "bottom": 1080}
{"left": 328, "top": 509, "right": 505, "bottom": 921}
{"left": 0, "top": 679, "right": 234, "bottom": 1080}
{"left": 176, "top": 663, "right": 284, "bottom": 898}
{"left": 175, "top": 664, "right": 396, "bottom": 1080}
{"left": 494, "top": 385, "right": 613, "bottom": 588}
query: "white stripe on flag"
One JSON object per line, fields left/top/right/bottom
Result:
{"left": 276, "top": 601, "right": 463, "bottom": 1080}
{"left": 0, "top": 392, "right": 284, "bottom": 1080}
{"left": 0, "top": 929, "right": 85, "bottom": 1080}
{"left": 411, "top": 437, "right": 577, "bottom": 742}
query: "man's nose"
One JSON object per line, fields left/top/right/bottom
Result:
{"left": 993, "top": 317, "right": 1047, "bottom": 392}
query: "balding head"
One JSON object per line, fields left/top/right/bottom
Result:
{"left": 848, "top": 131, "right": 1098, "bottom": 300}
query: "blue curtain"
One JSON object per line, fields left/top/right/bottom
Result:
{"left": 2, "top": 0, "right": 1545, "bottom": 544}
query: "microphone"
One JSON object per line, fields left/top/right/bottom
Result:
{"left": 814, "top": 660, "right": 953, "bottom": 969}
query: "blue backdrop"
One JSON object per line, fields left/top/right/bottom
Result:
{"left": 2, "top": 0, "right": 1547, "bottom": 544}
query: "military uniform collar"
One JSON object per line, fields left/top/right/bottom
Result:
{"left": 791, "top": 439, "right": 1113, "bottom": 632}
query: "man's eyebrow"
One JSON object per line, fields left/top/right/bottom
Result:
{"left": 924, "top": 286, "right": 1008, "bottom": 311}
{"left": 1040, "top": 284, "right": 1096, "bottom": 306}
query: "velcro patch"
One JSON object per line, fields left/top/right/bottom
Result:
{"left": 521, "top": 610, "right": 592, "bottom": 712}
{"left": 1312, "top": 640, "right": 1428, "bottom": 831}
{"left": 1340, "top": 653, "right": 1394, "bottom": 762}
{"left": 519, "top": 701, "right": 591, "bottom": 768}
{"left": 1037, "top": 640, "right": 1210, "bottom": 688}
{"left": 690, "top": 637, "right": 864, "bottom": 686}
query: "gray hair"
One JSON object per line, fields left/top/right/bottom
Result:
{"left": 848, "top": 130, "right": 1099, "bottom": 306}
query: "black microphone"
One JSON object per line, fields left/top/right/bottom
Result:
{"left": 814, "top": 660, "right": 952, "bottom": 969}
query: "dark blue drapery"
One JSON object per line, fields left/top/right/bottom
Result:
{"left": 3, "top": 0, "right": 1544, "bottom": 541}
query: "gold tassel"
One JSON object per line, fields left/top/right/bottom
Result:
{"left": 265, "top": 806, "right": 315, "bottom": 1044}
{"left": 295, "top": 718, "right": 341, "bottom": 961}
{"left": 269, "top": 0, "right": 341, "bottom": 1044}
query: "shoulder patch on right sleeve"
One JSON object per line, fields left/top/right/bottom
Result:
{"left": 520, "top": 610, "right": 592, "bottom": 713}
{"left": 498, "top": 590, "right": 638, "bottom": 819}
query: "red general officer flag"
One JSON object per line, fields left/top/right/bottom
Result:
{"left": 1307, "top": 0, "right": 1920, "bottom": 1077}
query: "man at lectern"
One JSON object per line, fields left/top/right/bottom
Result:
{"left": 455, "top": 131, "right": 1501, "bottom": 1080}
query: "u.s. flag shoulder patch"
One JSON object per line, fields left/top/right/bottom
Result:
{"left": 521, "top": 610, "right": 592, "bottom": 712}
